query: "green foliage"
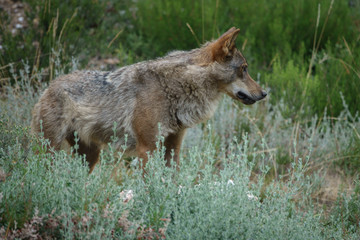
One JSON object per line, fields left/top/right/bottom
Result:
{"left": 264, "top": 60, "right": 310, "bottom": 118}
{"left": 329, "top": 181, "right": 360, "bottom": 236}
{"left": 0, "top": 0, "right": 129, "bottom": 81}
{"left": 1, "top": 1, "right": 360, "bottom": 238}
{"left": 264, "top": 43, "right": 360, "bottom": 117}
{"left": 1, "top": 122, "right": 359, "bottom": 239}
{"left": 129, "top": 0, "right": 360, "bottom": 117}
{"left": 133, "top": 0, "right": 221, "bottom": 56}
{"left": 310, "top": 43, "right": 360, "bottom": 117}
{"left": 0, "top": 137, "right": 127, "bottom": 238}
{"left": 336, "top": 126, "right": 360, "bottom": 174}
{"left": 132, "top": 0, "right": 359, "bottom": 63}
{"left": 1, "top": 0, "right": 360, "bottom": 116}
{"left": 0, "top": 65, "right": 359, "bottom": 238}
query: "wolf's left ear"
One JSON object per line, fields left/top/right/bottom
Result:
{"left": 211, "top": 27, "right": 240, "bottom": 62}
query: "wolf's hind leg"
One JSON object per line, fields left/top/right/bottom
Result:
{"left": 31, "top": 102, "right": 65, "bottom": 151}
{"left": 66, "top": 133, "right": 100, "bottom": 173}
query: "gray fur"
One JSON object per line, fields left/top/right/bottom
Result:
{"left": 31, "top": 28, "right": 266, "bottom": 168}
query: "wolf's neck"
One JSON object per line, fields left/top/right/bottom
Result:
{"left": 176, "top": 92, "right": 221, "bottom": 128}
{"left": 173, "top": 70, "right": 222, "bottom": 127}
{"left": 143, "top": 59, "right": 222, "bottom": 128}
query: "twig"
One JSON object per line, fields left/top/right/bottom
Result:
{"left": 108, "top": 28, "right": 124, "bottom": 48}
{"left": 212, "top": 0, "right": 219, "bottom": 39}
{"left": 186, "top": 23, "right": 201, "bottom": 46}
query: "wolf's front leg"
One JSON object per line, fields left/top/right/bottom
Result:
{"left": 136, "top": 140, "right": 156, "bottom": 176}
{"left": 164, "top": 129, "right": 187, "bottom": 169}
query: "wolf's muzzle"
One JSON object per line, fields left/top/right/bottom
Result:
{"left": 237, "top": 90, "right": 267, "bottom": 105}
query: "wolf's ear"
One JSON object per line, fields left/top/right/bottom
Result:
{"left": 211, "top": 27, "right": 240, "bottom": 62}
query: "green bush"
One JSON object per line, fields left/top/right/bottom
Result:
{"left": 309, "top": 43, "right": 360, "bottom": 117}
{"left": 0, "top": 0, "right": 129, "bottom": 82}
{"left": 2, "top": 126, "right": 359, "bottom": 239}
{"left": 1, "top": 0, "right": 359, "bottom": 116}
{"left": 263, "top": 60, "right": 310, "bottom": 118}
{"left": 131, "top": 0, "right": 360, "bottom": 116}
{"left": 132, "top": 0, "right": 359, "bottom": 63}
{"left": 263, "top": 40, "right": 360, "bottom": 117}
{"left": 329, "top": 181, "right": 360, "bottom": 236}
{"left": 1, "top": 2, "right": 360, "bottom": 238}
{"left": 1, "top": 65, "right": 359, "bottom": 238}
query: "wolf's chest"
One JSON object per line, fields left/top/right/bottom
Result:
{"left": 176, "top": 95, "right": 221, "bottom": 128}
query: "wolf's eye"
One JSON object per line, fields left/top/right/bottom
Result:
{"left": 242, "top": 66, "right": 247, "bottom": 73}
{"left": 225, "top": 55, "right": 232, "bottom": 61}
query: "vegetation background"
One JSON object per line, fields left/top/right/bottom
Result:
{"left": 0, "top": 0, "right": 360, "bottom": 238}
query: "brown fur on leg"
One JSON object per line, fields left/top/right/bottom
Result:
{"left": 66, "top": 134, "right": 100, "bottom": 173}
{"left": 31, "top": 91, "right": 65, "bottom": 151}
{"left": 133, "top": 113, "right": 162, "bottom": 175}
{"left": 132, "top": 90, "right": 164, "bottom": 175}
{"left": 136, "top": 143, "right": 153, "bottom": 176}
{"left": 164, "top": 129, "right": 186, "bottom": 169}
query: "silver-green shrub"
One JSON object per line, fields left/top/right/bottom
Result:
{"left": 1, "top": 62, "right": 359, "bottom": 239}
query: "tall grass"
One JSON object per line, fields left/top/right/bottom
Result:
{"left": 0, "top": 62, "right": 359, "bottom": 238}
{"left": 1, "top": 0, "right": 360, "bottom": 238}
{"left": 131, "top": 0, "right": 360, "bottom": 117}
{"left": 0, "top": 0, "right": 129, "bottom": 82}
{"left": 1, "top": 0, "right": 359, "bottom": 116}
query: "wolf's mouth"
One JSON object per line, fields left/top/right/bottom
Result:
{"left": 236, "top": 91, "right": 256, "bottom": 105}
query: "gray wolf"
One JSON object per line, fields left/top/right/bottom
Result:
{"left": 31, "top": 27, "right": 267, "bottom": 173}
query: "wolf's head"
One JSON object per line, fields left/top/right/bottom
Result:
{"left": 199, "top": 27, "right": 267, "bottom": 105}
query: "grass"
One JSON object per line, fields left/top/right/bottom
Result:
{"left": 0, "top": 62, "right": 359, "bottom": 238}
{"left": 1, "top": 0, "right": 360, "bottom": 238}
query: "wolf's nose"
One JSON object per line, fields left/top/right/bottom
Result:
{"left": 261, "top": 90, "right": 267, "bottom": 98}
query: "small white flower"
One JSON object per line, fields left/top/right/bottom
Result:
{"left": 178, "top": 185, "right": 183, "bottom": 194}
{"left": 120, "top": 190, "right": 134, "bottom": 203}
{"left": 227, "top": 179, "right": 235, "bottom": 185}
{"left": 246, "top": 191, "right": 259, "bottom": 201}
{"left": 131, "top": 157, "right": 138, "bottom": 167}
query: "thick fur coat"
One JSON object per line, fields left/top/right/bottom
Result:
{"left": 31, "top": 27, "right": 267, "bottom": 173}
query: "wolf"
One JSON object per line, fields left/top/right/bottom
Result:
{"left": 31, "top": 27, "right": 267, "bottom": 173}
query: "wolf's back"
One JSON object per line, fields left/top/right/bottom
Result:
{"left": 31, "top": 68, "right": 138, "bottom": 150}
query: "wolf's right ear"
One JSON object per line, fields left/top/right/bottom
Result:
{"left": 210, "top": 27, "right": 240, "bottom": 62}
